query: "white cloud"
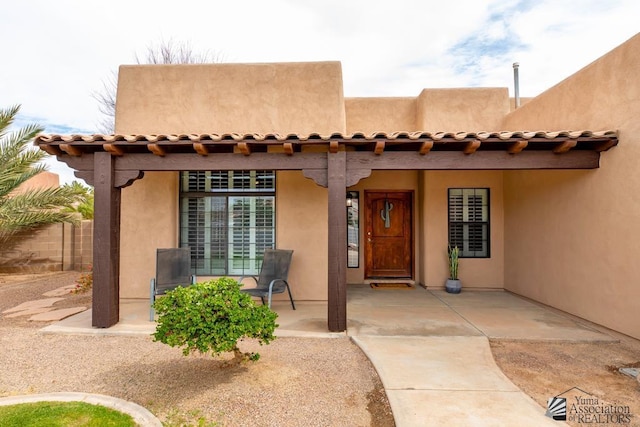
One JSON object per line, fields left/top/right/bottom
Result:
{"left": 2, "top": 0, "right": 638, "bottom": 183}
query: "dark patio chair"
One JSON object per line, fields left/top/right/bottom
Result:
{"left": 239, "top": 249, "right": 295, "bottom": 309}
{"left": 150, "top": 248, "right": 196, "bottom": 321}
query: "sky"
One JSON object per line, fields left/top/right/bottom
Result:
{"left": 1, "top": 0, "right": 638, "bottom": 184}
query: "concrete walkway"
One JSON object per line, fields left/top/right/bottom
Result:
{"left": 42, "top": 286, "right": 616, "bottom": 426}
{"left": 347, "top": 286, "right": 614, "bottom": 426}
{"left": 355, "top": 336, "right": 559, "bottom": 426}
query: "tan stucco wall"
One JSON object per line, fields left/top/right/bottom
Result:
{"left": 509, "top": 97, "right": 533, "bottom": 111}
{"left": 345, "top": 97, "right": 416, "bottom": 133}
{"left": 120, "top": 172, "right": 178, "bottom": 299}
{"left": 120, "top": 170, "right": 328, "bottom": 301}
{"left": 115, "top": 63, "right": 514, "bottom": 300}
{"left": 115, "top": 62, "right": 348, "bottom": 299}
{"left": 501, "top": 33, "right": 640, "bottom": 339}
{"left": 115, "top": 62, "right": 346, "bottom": 135}
{"left": 340, "top": 90, "right": 508, "bottom": 289}
{"left": 276, "top": 171, "right": 328, "bottom": 300}
{"left": 420, "top": 170, "right": 504, "bottom": 289}
{"left": 417, "top": 88, "right": 510, "bottom": 131}
{"left": 14, "top": 171, "right": 59, "bottom": 194}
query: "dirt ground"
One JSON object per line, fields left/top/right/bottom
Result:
{"left": 2, "top": 272, "right": 640, "bottom": 426}
{"left": 491, "top": 337, "right": 640, "bottom": 426}
{"left": 0, "top": 272, "right": 394, "bottom": 427}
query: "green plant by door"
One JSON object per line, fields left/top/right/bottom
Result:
{"left": 448, "top": 245, "right": 459, "bottom": 280}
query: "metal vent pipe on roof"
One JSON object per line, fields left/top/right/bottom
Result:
{"left": 513, "top": 62, "right": 520, "bottom": 108}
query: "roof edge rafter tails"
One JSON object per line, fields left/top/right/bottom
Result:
{"left": 34, "top": 130, "right": 618, "bottom": 182}
{"left": 34, "top": 130, "right": 618, "bottom": 157}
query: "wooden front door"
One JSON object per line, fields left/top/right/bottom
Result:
{"left": 364, "top": 191, "right": 413, "bottom": 278}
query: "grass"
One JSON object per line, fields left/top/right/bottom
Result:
{"left": 0, "top": 401, "right": 136, "bottom": 427}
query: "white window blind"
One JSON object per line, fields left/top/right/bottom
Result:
{"left": 180, "top": 171, "right": 275, "bottom": 275}
{"left": 448, "top": 188, "right": 489, "bottom": 258}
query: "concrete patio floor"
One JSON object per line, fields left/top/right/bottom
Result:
{"left": 42, "top": 285, "right": 616, "bottom": 426}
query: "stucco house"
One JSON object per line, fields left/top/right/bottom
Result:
{"left": 36, "top": 33, "right": 639, "bottom": 339}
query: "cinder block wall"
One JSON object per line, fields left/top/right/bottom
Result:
{"left": 0, "top": 221, "right": 94, "bottom": 273}
{"left": 73, "top": 220, "right": 93, "bottom": 272}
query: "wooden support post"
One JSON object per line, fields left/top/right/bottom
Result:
{"left": 92, "top": 152, "right": 121, "bottom": 328}
{"left": 327, "top": 151, "right": 347, "bottom": 332}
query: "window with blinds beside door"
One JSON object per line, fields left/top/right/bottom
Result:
{"left": 448, "top": 188, "right": 490, "bottom": 258}
{"left": 179, "top": 171, "right": 275, "bottom": 276}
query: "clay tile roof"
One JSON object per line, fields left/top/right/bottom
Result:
{"left": 34, "top": 130, "right": 618, "bottom": 157}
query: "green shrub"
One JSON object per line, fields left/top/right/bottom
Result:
{"left": 70, "top": 266, "right": 93, "bottom": 294}
{"left": 152, "top": 277, "right": 278, "bottom": 362}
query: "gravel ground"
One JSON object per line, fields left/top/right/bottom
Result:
{"left": 0, "top": 273, "right": 394, "bottom": 426}
{"left": 491, "top": 339, "right": 640, "bottom": 426}
{"left": 6, "top": 272, "right": 639, "bottom": 426}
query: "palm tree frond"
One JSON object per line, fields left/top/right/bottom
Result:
{"left": 0, "top": 125, "right": 45, "bottom": 165}
{"left": 0, "top": 105, "right": 21, "bottom": 137}
{"left": 1, "top": 186, "right": 83, "bottom": 212}
{"left": 0, "top": 162, "right": 47, "bottom": 199}
{"left": 0, "top": 105, "right": 83, "bottom": 249}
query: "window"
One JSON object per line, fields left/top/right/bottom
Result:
{"left": 180, "top": 171, "right": 275, "bottom": 276}
{"left": 448, "top": 188, "right": 489, "bottom": 258}
{"left": 346, "top": 191, "right": 359, "bottom": 268}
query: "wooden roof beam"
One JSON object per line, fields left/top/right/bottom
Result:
{"left": 329, "top": 140, "right": 339, "bottom": 153}
{"left": 238, "top": 142, "right": 251, "bottom": 156}
{"left": 553, "top": 140, "right": 577, "bottom": 154}
{"left": 374, "top": 140, "right": 385, "bottom": 155}
{"left": 147, "top": 144, "right": 165, "bottom": 157}
{"left": 59, "top": 144, "right": 82, "bottom": 157}
{"left": 104, "top": 144, "right": 124, "bottom": 156}
{"left": 419, "top": 141, "right": 434, "bottom": 155}
{"left": 283, "top": 142, "right": 294, "bottom": 156}
{"left": 594, "top": 140, "right": 617, "bottom": 152}
{"left": 193, "top": 143, "right": 209, "bottom": 156}
{"left": 507, "top": 140, "right": 528, "bottom": 154}
{"left": 40, "top": 145, "right": 63, "bottom": 156}
{"left": 464, "top": 140, "right": 481, "bottom": 154}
